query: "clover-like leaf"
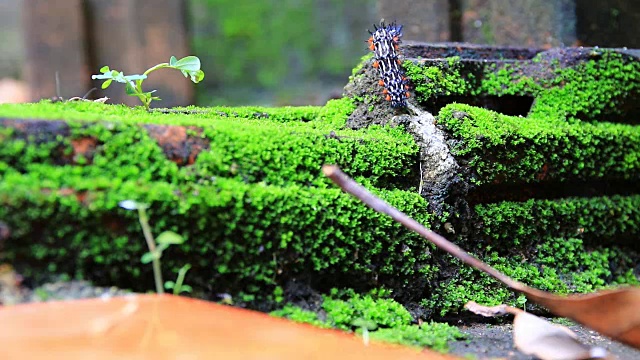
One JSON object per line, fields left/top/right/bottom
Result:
{"left": 141, "top": 251, "right": 160, "bottom": 264}
{"left": 101, "top": 79, "right": 113, "bottom": 89}
{"left": 172, "top": 56, "right": 201, "bottom": 72}
{"left": 156, "top": 231, "right": 185, "bottom": 246}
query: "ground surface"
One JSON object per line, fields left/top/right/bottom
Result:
{"left": 2, "top": 277, "right": 639, "bottom": 359}
{"left": 448, "top": 322, "right": 640, "bottom": 359}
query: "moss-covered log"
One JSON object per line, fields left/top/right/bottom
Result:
{"left": 1, "top": 43, "right": 639, "bottom": 320}
{"left": 341, "top": 43, "right": 640, "bottom": 316}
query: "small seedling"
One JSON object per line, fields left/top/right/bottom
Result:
{"left": 92, "top": 56, "right": 205, "bottom": 109}
{"left": 119, "top": 200, "right": 189, "bottom": 294}
{"left": 164, "top": 264, "right": 193, "bottom": 295}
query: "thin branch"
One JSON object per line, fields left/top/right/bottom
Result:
{"left": 322, "top": 164, "right": 526, "bottom": 292}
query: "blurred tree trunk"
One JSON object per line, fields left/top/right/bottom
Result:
{"left": 23, "top": 0, "right": 90, "bottom": 101}
{"left": 377, "top": 0, "right": 451, "bottom": 42}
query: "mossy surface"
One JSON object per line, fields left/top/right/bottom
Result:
{"left": 402, "top": 50, "right": 640, "bottom": 124}
{"left": 425, "top": 195, "right": 640, "bottom": 316}
{"left": 477, "top": 51, "right": 640, "bottom": 122}
{"left": 0, "top": 99, "right": 439, "bottom": 305}
{"left": 0, "top": 166, "right": 436, "bottom": 299}
{"left": 271, "top": 292, "right": 465, "bottom": 352}
{"left": 403, "top": 56, "right": 470, "bottom": 104}
{"left": 4, "top": 45, "right": 640, "bottom": 325}
{"left": 437, "top": 103, "right": 640, "bottom": 185}
{"left": 0, "top": 98, "right": 419, "bottom": 190}
{"left": 0, "top": 98, "right": 354, "bottom": 128}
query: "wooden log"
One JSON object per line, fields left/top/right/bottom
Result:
{"left": 377, "top": 0, "right": 450, "bottom": 42}
{"left": 23, "top": 0, "right": 90, "bottom": 101}
{"left": 460, "top": 0, "right": 576, "bottom": 47}
{"left": 85, "top": 0, "right": 194, "bottom": 107}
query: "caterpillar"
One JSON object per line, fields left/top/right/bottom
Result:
{"left": 368, "top": 21, "right": 410, "bottom": 108}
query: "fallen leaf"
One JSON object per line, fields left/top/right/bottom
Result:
{"left": 323, "top": 165, "right": 640, "bottom": 349}
{"left": 466, "top": 301, "right": 610, "bottom": 360}
{"left": 0, "top": 294, "right": 460, "bottom": 359}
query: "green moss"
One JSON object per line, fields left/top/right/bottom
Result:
{"left": 437, "top": 103, "right": 640, "bottom": 185}
{"left": 367, "top": 322, "right": 465, "bottom": 351}
{"left": 425, "top": 195, "right": 640, "bottom": 316}
{"left": 475, "top": 195, "right": 640, "bottom": 245}
{"left": 0, "top": 167, "right": 436, "bottom": 296}
{"left": 476, "top": 51, "right": 640, "bottom": 122}
{"left": 271, "top": 294, "right": 464, "bottom": 352}
{"left": 323, "top": 294, "right": 412, "bottom": 330}
{"left": 0, "top": 99, "right": 341, "bottom": 129}
{"left": 0, "top": 98, "right": 417, "bottom": 190}
{"left": 403, "top": 58, "right": 469, "bottom": 104}
{"left": 402, "top": 50, "right": 638, "bottom": 124}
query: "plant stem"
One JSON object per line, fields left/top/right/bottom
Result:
{"left": 173, "top": 264, "right": 191, "bottom": 295}
{"left": 137, "top": 207, "right": 164, "bottom": 294}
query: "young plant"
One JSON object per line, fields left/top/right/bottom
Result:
{"left": 164, "top": 264, "right": 193, "bottom": 295}
{"left": 119, "top": 200, "right": 189, "bottom": 294}
{"left": 92, "top": 56, "right": 205, "bottom": 109}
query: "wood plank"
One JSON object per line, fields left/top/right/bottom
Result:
{"left": 85, "top": 0, "right": 194, "bottom": 107}
{"left": 377, "top": 0, "right": 450, "bottom": 42}
{"left": 461, "top": 0, "right": 577, "bottom": 47}
{"left": 23, "top": 0, "right": 90, "bottom": 101}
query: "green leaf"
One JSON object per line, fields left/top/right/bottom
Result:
{"left": 125, "top": 82, "right": 138, "bottom": 96}
{"left": 100, "top": 65, "right": 110, "bottom": 73}
{"left": 157, "top": 243, "right": 169, "bottom": 254}
{"left": 141, "top": 252, "right": 157, "bottom": 264}
{"left": 156, "top": 231, "right": 185, "bottom": 246}
{"left": 101, "top": 79, "right": 113, "bottom": 89}
{"left": 169, "top": 56, "right": 178, "bottom": 66}
{"left": 164, "top": 281, "right": 176, "bottom": 289}
{"left": 191, "top": 69, "right": 205, "bottom": 83}
{"left": 173, "top": 56, "right": 201, "bottom": 72}
{"left": 180, "top": 285, "right": 193, "bottom": 293}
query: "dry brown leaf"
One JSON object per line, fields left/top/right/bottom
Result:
{"left": 511, "top": 309, "right": 609, "bottom": 360}
{"left": 523, "top": 287, "right": 640, "bottom": 351}
{"left": 323, "top": 165, "right": 640, "bottom": 349}
{"left": 464, "top": 301, "right": 508, "bottom": 317}
{"left": 466, "top": 301, "right": 610, "bottom": 360}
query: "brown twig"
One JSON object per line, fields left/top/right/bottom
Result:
{"left": 322, "top": 164, "right": 527, "bottom": 292}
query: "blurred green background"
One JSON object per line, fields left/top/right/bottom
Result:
{"left": 190, "top": 0, "right": 376, "bottom": 106}
{"left": 1, "top": 0, "right": 639, "bottom": 107}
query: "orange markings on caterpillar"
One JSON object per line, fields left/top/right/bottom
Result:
{"left": 368, "top": 21, "right": 409, "bottom": 108}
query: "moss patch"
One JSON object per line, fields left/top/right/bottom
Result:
{"left": 403, "top": 56, "right": 469, "bottom": 104}
{"left": 402, "top": 49, "right": 640, "bottom": 124}
{"left": 271, "top": 293, "right": 465, "bottom": 352}
{"left": 437, "top": 103, "right": 640, "bottom": 185}
{"left": 0, "top": 99, "right": 440, "bottom": 304}
{"left": 424, "top": 195, "right": 640, "bottom": 316}
{"left": 477, "top": 51, "right": 640, "bottom": 122}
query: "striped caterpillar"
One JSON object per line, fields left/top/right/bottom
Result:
{"left": 367, "top": 21, "right": 410, "bottom": 108}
